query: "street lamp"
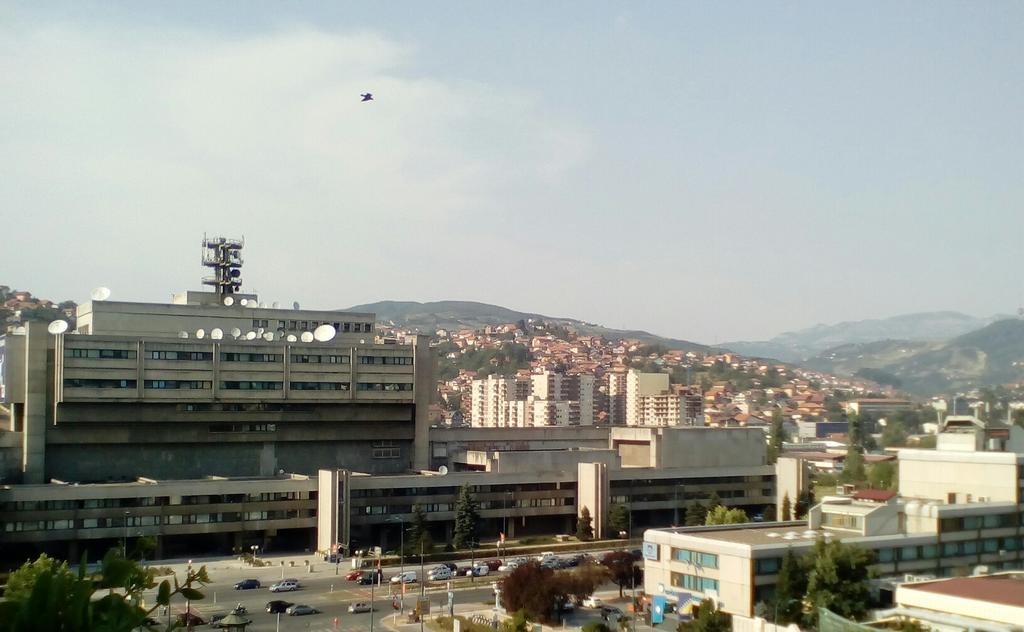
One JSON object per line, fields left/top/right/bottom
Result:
{"left": 123, "top": 511, "right": 130, "bottom": 558}
{"left": 250, "top": 544, "right": 259, "bottom": 564}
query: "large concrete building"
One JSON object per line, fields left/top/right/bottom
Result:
{"left": 642, "top": 416, "right": 1024, "bottom": 618}
{"left": 1, "top": 294, "right": 432, "bottom": 484}
{"left": 625, "top": 370, "right": 698, "bottom": 427}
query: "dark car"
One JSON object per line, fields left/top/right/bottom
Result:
{"left": 601, "top": 606, "right": 624, "bottom": 621}
{"left": 629, "top": 549, "right": 642, "bottom": 561}
{"left": 234, "top": 578, "right": 261, "bottom": 590}
{"left": 443, "top": 562, "right": 458, "bottom": 572}
{"left": 484, "top": 559, "right": 502, "bottom": 571}
{"left": 266, "top": 600, "right": 294, "bottom": 614}
{"left": 177, "top": 612, "right": 206, "bottom": 626}
{"left": 357, "top": 573, "right": 381, "bottom": 585}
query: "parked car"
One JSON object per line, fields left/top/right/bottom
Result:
{"left": 456, "top": 566, "right": 472, "bottom": 576}
{"left": 601, "top": 606, "right": 624, "bottom": 621}
{"left": 269, "top": 579, "right": 300, "bottom": 592}
{"left": 497, "top": 560, "right": 520, "bottom": 572}
{"left": 266, "top": 601, "right": 293, "bottom": 614}
{"left": 428, "top": 567, "right": 452, "bottom": 581}
{"left": 357, "top": 573, "right": 381, "bottom": 585}
{"left": 234, "top": 579, "right": 260, "bottom": 590}
{"left": 390, "top": 571, "right": 417, "bottom": 584}
{"left": 286, "top": 604, "right": 319, "bottom": 616}
{"left": 483, "top": 559, "right": 502, "bottom": 571}
{"left": 582, "top": 596, "right": 603, "bottom": 609}
{"left": 535, "top": 552, "right": 556, "bottom": 563}
{"left": 346, "top": 570, "right": 365, "bottom": 581}
{"left": 541, "top": 558, "right": 561, "bottom": 569}
{"left": 443, "top": 562, "right": 459, "bottom": 572}
{"left": 348, "top": 602, "right": 373, "bottom": 613}
{"left": 466, "top": 565, "right": 489, "bottom": 577}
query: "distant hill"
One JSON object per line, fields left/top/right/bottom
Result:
{"left": 723, "top": 311, "right": 1002, "bottom": 362}
{"left": 341, "top": 300, "right": 710, "bottom": 352}
{"left": 803, "top": 318, "right": 1024, "bottom": 394}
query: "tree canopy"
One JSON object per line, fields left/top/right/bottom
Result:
{"left": 608, "top": 504, "right": 630, "bottom": 538}
{"left": 677, "top": 599, "right": 731, "bottom": 632}
{"left": 601, "top": 551, "right": 641, "bottom": 597}
{"left": 576, "top": 506, "right": 594, "bottom": 541}
{"left": 803, "top": 538, "right": 875, "bottom": 625}
{"left": 704, "top": 506, "right": 747, "bottom": 526}
{"left": 452, "top": 484, "right": 480, "bottom": 550}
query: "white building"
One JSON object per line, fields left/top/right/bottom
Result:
{"left": 625, "top": 370, "right": 683, "bottom": 426}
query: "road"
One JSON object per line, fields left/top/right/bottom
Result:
{"left": 137, "top": 550, "right": 629, "bottom": 632}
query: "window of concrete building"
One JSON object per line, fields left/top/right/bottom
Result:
{"left": 145, "top": 380, "right": 212, "bottom": 390}
{"left": 64, "top": 378, "right": 137, "bottom": 388}
{"left": 942, "top": 542, "right": 959, "bottom": 557}
{"left": 962, "top": 541, "right": 979, "bottom": 555}
{"left": 290, "top": 381, "right": 349, "bottom": 391}
{"left": 983, "top": 538, "right": 1000, "bottom": 553}
{"left": 221, "top": 353, "right": 281, "bottom": 363}
{"left": 963, "top": 516, "right": 983, "bottom": 530}
{"left": 1003, "top": 537, "right": 1021, "bottom": 551}
{"left": 148, "top": 350, "right": 213, "bottom": 361}
{"left": 220, "top": 381, "right": 282, "bottom": 390}
{"left": 291, "top": 354, "right": 322, "bottom": 363}
{"left": 326, "top": 355, "right": 349, "bottom": 364}
{"left": 67, "top": 348, "right": 137, "bottom": 359}
{"left": 755, "top": 558, "right": 780, "bottom": 575}
{"left": 372, "top": 440, "right": 400, "bottom": 459}
{"left": 921, "top": 544, "right": 939, "bottom": 559}
{"left": 899, "top": 546, "right": 918, "bottom": 561}
{"left": 877, "top": 548, "right": 895, "bottom": 562}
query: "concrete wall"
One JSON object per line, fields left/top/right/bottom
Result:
{"left": 476, "top": 449, "right": 620, "bottom": 474}
{"left": 0, "top": 430, "right": 22, "bottom": 482}
{"left": 577, "top": 462, "right": 609, "bottom": 538}
{"left": 775, "top": 457, "right": 810, "bottom": 517}
{"left": 610, "top": 426, "right": 767, "bottom": 469}
{"left": 896, "top": 579, "right": 1024, "bottom": 626}
{"left": 898, "top": 449, "right": 1020, "bottom": 503}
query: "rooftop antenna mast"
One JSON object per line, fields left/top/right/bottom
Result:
{"left": 201, "top": 234, "right": 244, "bottom": 297}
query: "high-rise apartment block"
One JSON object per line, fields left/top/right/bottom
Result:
{"left": 469, "top": 370, "right": 594, "bottom": 427}
{"left": 625, "top": 369, "right": 691, "bottom": 426}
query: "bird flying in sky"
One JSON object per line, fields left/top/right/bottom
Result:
{"left": 360, "top": 93, "right": 373, "bottom": 102}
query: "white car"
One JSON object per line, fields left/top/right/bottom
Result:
{"left": 428, "top": 567, "right": 452, "bottom": 581}
{"left": 269, "top": 580, "right": 300, "bottom": 593}
{"left": 582, "top": 596, "right": 603, "bottom": 609}
{"left": 535, "top": 552, "right": 556, "bottom": 563}
{"left": 348, "top": 602, "right": 372, "bottom": 614}
{"left": 390, "top": 571, "right": 417, "bottom": 584}
{"left": 497, "top": 561, "right": 520, "bottom": 572}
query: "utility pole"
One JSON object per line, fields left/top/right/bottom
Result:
{"left": 123, "top": 511, "right": 130, "bottom": 558}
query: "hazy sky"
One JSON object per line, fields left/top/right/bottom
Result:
{"left": 2, "top": 2, "right": 1021, "bottom": 343}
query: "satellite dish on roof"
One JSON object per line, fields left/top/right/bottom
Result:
{"left": 263, "top": 332, "right": 275, "bottom": 341}
{"left": 230, "top": 327, "right": 242, "bottom": 339}
{"left": 47, "top": 320, "right": 69, "bottom": 335}
{"left": 240, "top": 298, "right": 249, "bottom": 306}
{"left": 286, "top": 334, "right": 297, "bottom": 342}
{"left": 438, "top": 465, "right": 449, "bottom": 476}
{"left": 300, "top": 331, "right": 314, "bottom": 343}
{"left": 179, "top": 331, "right": 189, "bottom": 339}
{"left": 313, "top": 324, "right": 337, "bottom": 342}
{"left": 90, "top": 286, "right": 111, "bottom": 301}
{"left": 245, "top": 331, "right": 257, "bottom": 340}
{"left": 256, "top": 327, "right": 264, "bottom": 336}
{"left": 195, "top": 329, "right": 206, "bottom": 339}
{"left": 272, "top": 301, "right": 280, "bottom": 309}
{"left": 293, "top": 301, "right": 300, "bottom": 310}
{"left": 223, "top": 296, "right": 234, "bottom": 306}
{"left": 260, "top": 302, "right": 268, "bottom": 309}
{"left": 211, "top": 328, "right": 224, "bottom": 340}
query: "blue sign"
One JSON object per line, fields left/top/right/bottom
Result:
{"left": 642, "top": 542, "right": 659, "bottom": 561}
{"left": 651, "top": 596, "right": 666, "bottom": 624}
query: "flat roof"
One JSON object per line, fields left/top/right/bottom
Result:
{"left": 905, "top": 573, "right": 1024, "bottom": 608}
{"left": 652, "top": 523, "right": 823, "bottom": 547}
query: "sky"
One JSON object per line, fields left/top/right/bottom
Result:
{"left": 1, "top": 2, "right": 1021, "bottom": 343}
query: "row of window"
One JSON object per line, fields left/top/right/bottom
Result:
{"left": 149, "top": 350, "right": 213, "bottom": 361}
{"left": 222, "top": 353, "right": 282, "bottom": 363}
{"left": 1, "top": 511, "right": 306, "bottom": 532}
{"left": 373, "top": 440, "right": 400, "bottom": 459}
{"left": 876, "top": 537, "right": 1019, "bottom": 562}
{"left": 209, "top": 423, "right": 277, "bottom": 433}
{"left": 671, "top": 548, "right": 719, "bottom": 569}
{"left": 358, "top": 497, "right": 572, "bottom": 515}
{"left": 821, "top": 513, "right": 863, "bottom": 530}
{"left": 356, "top": 382, "right": 413, "bottom": 392}
{"left": 66, "top": 349, "right": 137, "bottom": 359}
{"left": 221, "top": 381, "right": 282, "bottom": 390}
{"left": 670, "top": 572, "right": 719, "bottom": 593}
{"left": 2, "top": 493, "right": 309, "bottom": 512}
{"left": 940, "top": 512, "right": 1020, "bottom": 532}
{"left": 64, "top": 379, "right": 136, "bottom": 389}
{"left": 253, "top": 319, "right": 373, "bottom": 333}
{"left": 291, "top": 382, "right": 349, "bottom": 391}
{"left": 292, "top": 354, "right": 350, "bottom": 364}
{"left": 358, "top": 356, "right": 414, "bottom": 365}
{"left": 145, "top": 380, "right": 212, "bottom": 390}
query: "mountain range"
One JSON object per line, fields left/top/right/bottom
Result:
{"left": 721, "top": 311, "right": 1005, "bottom": 362}
{"left": 342, "top": 300, "right": 710, "bottom": 352}
{"left": 343, "top": 300, "right": 1023, "bottom": 395}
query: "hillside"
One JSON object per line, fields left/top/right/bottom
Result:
{"left": 723, "top": 311, "right": 1001, "bottom": 362}
{"left": 341, "top": 300, "right": 710, "bottom": 352}
{"left": 804, "top": 319, "right": 1024, "bottom": 394}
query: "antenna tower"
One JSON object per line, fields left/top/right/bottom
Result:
{"left": 201, "top": 234, "right": 244, "bottom": 296}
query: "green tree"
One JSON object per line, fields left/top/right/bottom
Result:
{"left": 409, "top": 504, "right": 433, "bottom": 553}
{"left": 684, "top": 502, "right": 707, "bottom": 527}
{"left": 795, "top": 489, "right": 816, "bottom": 520}
{"left": 500, "top": 562, "right": 568, "bottom": 623}
{"left": 452, "top": 484, "right": 479, "bottom": 550}
{"left": 677, "top": 599, "right": 731, "bottom": 632}
{"left": 576, "top": 506, "right": 595, "bottom": 541}
{"left": 868, "top": 461, "right": 897, "bottom": 490}
{"left": 768, "top": 411, "right": 787, "bottom": 464}
{"left": 704, "top": 506, "right": 748, "bottom": 526}
{"left": 841, "top": 444, "right": 866, "bottom": 484}
{"left": 2, "top": 553, "right": 77, "bottom": 603}
{"left": 706, "top": 491, "right": 722, "bottom": 511}
{"left": 582, "top": 623, "right": 612, "bottom": 632}
{"left": 803, "top": 539, "right": 875, "bottom": 626}
{"left": 609, "top": 504, "right": 631, "bottom": 538}
{"left": 773, "top": 549, "right": 806, "bottom": 624}
{"left": 880, "top": 419, "right": 908, "bottom": 447}
{"left": 762, "top": 504, "right": 777, "bottom": 522}
{"left": 781, "top": 493, "right": 792, "bottom": 521}
{"left": 0, "top": 549, "right": 209, "bottom": 632}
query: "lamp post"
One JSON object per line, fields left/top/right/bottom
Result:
{"left": 186, "top": 560, "right": 193, "bottom": 631}
{"left": 628, "top": 508, "right": 636, "bottom": 632}
{"left": 123, "top": 511, "right": 130, "bottom": 558}
{"left": 250, "top": 544, "right": 259, "bottom": 564}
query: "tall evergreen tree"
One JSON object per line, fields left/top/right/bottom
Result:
{"left": 452, "top": 484, "right": 479, "bottom": 550}
{"left": 576, "top": 506, "right": 595, "bottom": 541}
{"left": 684, "top": 502, "right": 707, "bottom": 527}
{"left": 795, "top": 489, "right": 816, "bottom": 519}
{"left": 803, "top": 538, "right": 875, "bottom": 626}
{"left": 409, "top": 504, "right": 432, "bottom": 553}
{"left": 768, "top": 411, "right": 787, "bottom": 464}
{"left": 609, "top": 504, "right": 631, "bottom": 537}
{"left": 842, "top": 445, "right": 866, "bottom": 484}
{"left": 781, "top": 493, "right": 792, "bottom": 521}
{"left": 773, "top": 549, "right": 805, "bottom": 624}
